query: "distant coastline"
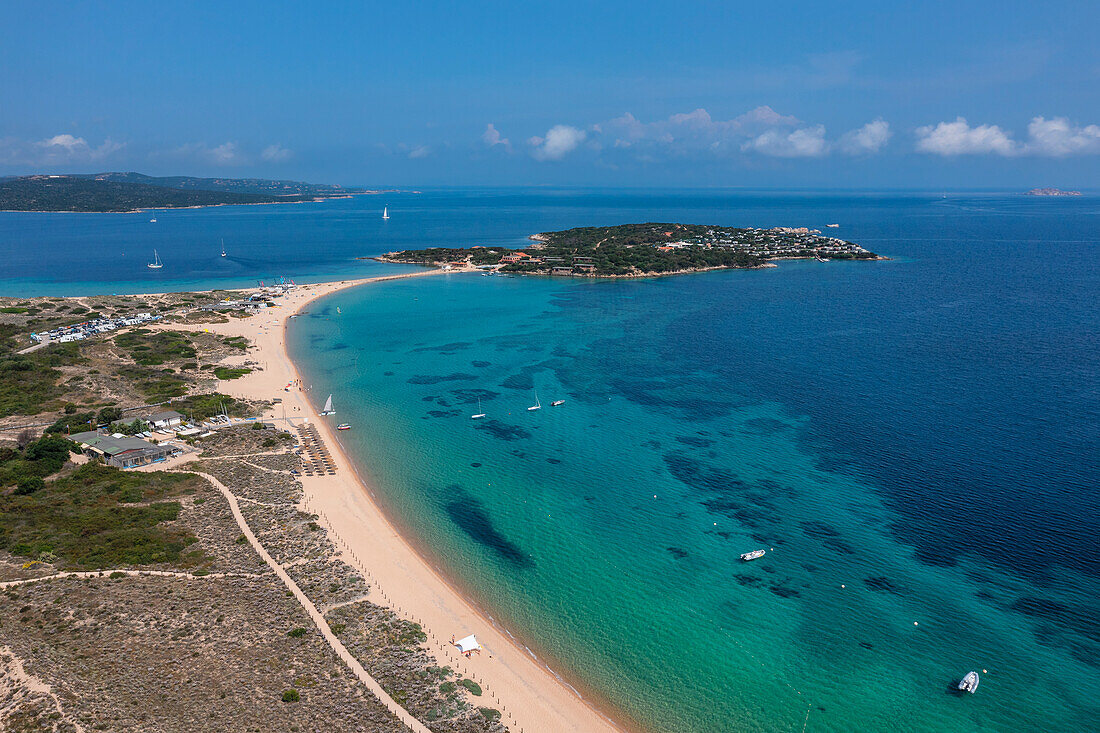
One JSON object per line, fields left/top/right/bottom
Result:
{"left": 0, "top": 173, "right": 405, "bottom": 213}
{"left": 1025, "top": 187, "right": 1082, "bottom": 196}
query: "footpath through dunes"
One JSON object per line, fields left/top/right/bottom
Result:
{"left": 194, "top": 273, "right": 625, "bottom": 733}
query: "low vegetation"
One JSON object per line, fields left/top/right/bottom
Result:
{"left": 114, "top": 329, "right": 197, "bottom": 366}
{"left": 0, "top": 462, "right": 206, "bottom": 569}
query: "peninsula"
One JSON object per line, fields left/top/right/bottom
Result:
{"left": 380, "top": 222, "right": 880, "bottom": 277}
{"left": 0, "top": 173, "right": 390, "bottom": 213}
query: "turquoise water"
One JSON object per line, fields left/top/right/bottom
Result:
{"left": 286, "top": 195, "right": 1099, "bottom": 731}
{"left": 5, "top": 190, "right": 1097, "bottom": 730}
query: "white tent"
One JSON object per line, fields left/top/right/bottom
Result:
{"left": 455, "top": 634, "right": 481, "bottom": 654}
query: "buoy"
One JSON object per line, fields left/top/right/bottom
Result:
{"left": 841, "top": 584, "right": 845, "bottom": 588}
{"left": 914, "top": 622, "right": 919, "bottom": 626}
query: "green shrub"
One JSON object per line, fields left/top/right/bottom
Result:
{"left": 251, "top": 422, "right": 265, "bottom": 431}
{"left": 14, "top": 477, "right": 45, "bottom": 495}
{"left": 459, "top": 678, "right": 482, "bottom": 696}
{"left": 213, "top": 366, "right": 251, "bottom": 380}
{"left": 478, "top": 708, "right": 500, "bottom": 721}
{"left": 281, "top": 689, "right": 300, "bottom": 703}
{"left": 97, "top": 406, "right": 123, "bottom": 424}
{"left": 287, "top": 627, "right": 307, "bottom": 638}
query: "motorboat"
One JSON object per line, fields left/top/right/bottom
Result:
{"left": 958, "top": 671, "right": 979, "bottom": 694}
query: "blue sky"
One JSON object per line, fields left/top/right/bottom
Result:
{"left": 2, "top": 1, "right": 1098, "bottom": 188}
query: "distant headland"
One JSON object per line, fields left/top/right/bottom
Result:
{"left": 378, "top": 222, "right": 883, "bottom": 278}
{"left": 0, "top": 172, "right": 397, "bottom": 213}
{"left": 1025, "top": 187, "right": 1082, "bottom": 197}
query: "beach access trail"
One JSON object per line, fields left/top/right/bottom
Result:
{"left": 164, "top": 270, "right": 624, "bottom": 733}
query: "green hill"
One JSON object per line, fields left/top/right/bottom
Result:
{"left": 0, "top": 174, "right": 361, "bottom": 212}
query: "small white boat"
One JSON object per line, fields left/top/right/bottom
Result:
{"left": 740, "top": 550, "right": 766, "bottom": 561}
{"left": 551, "top": 399, "right": 565, "bottom": 406}
{"left": 958, "top": 671, "right": 979, "bottom": 694}
{"left": 147, "top": 249, "right": 163, "bottom": 269}
{"left": 471, "top": 398, "right": 486, "bottom": 420}
{"left": 336, "top": 423, "right": 351, "bottom": 431}
{"left": 320, "top": 394, "right": 336, "bottom": 416}
{"left": 149, "top": 217, "right": 157, "bottom": 223}
{"left": 815, "top": 254, "right": 828, "bottom": 262}
{"left": 382, "top": 206, "right": 390, "bottom": 220}
{"left": 826, "top": 223, "right": 839, "bottom": 228}
{"left": 220, "top": 238, "right": 227, "bottom": 257}
{"left": 527, "top": 391, "right": 541, "bottom": 411}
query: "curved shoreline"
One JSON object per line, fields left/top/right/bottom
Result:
{"left": 207, "top": 270, "right": 630, "bottom": 733}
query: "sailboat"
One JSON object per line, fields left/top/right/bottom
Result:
{"left": 382, "top": 206, "right": 390, "bottom": 220}
{"left": 320, "top": 394, "right": 335, "bottom": 416}
{"left": 527, "top": 391, "right": 541, "bottom": 411}
{"left": 471, "top": 398, "right": 486, "bottom": 420}
{"left": 149, "top": 216, "right": 157, "bottom": 223}
{"left": 147, "top": 249, "right": 163, "bottom": 269}
{"left": 220, "top": 239, "right": 226, "bottom": 257}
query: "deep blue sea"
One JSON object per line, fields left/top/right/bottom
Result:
{"left": 4, "top": 190, "right": 1098, "bottom": 731}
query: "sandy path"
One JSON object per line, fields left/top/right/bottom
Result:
{"left": 0, "top": 569, "right": 265, "bottom": 589}
{"left": 193, "top": 470, "right": 431, "bottom": 733}
{"left": 193, "top": 272, "right": 625, "bottom": 732}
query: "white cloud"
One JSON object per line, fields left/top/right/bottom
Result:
{"left": 1024, "top": 116, "right": 1100, "bottom": 156}
{"left": 742, "top": 125, "right": 829, "bottom": 157}
{"left": 260, "top": 143, "right": 292, "bottom": 162}
{"left": 915, "top": 118, "right": 1016, "bottom": 156}
{"left": 166, "top": 141, "right": 246, "bottom": 165}
{"left": 482, "top": 123, "right": 511, "bottom": 151}
{"left": 407, "top": 145, "right": 431, "bottom": 159}
{"left": 209, "top": 142, "right": 240, "bottom": 164}
{"left": 529, "top": 125, "right": 586, "bottom": 161}
{"left": 603, "top": 106, "right": 799, "bottom": 151}
{"left": 838, "top": 119, "right": 891, "bottom": 155}
{"left": 27, "top": 134, "right": 124, "bottom": 163}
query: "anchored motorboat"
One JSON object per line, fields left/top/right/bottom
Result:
{"left": 551, "top": 399, "right": 565, "bottom": 406}
{"left": 958, "top": 671, "right": 979, "bottom": 694}
{"left": 740, "top": 550, "right": 766, "bottom": 561}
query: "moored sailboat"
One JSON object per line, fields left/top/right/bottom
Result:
{"left": 320, "top": 394, "right": 335, "bottom": 415}
{"left": 147, "top": 249, "right": 163, "bottom": 269}
{"left": 471, "top": 398, "right": 486, "bottom": 419}
{"left": 527, "top": 391, "right": 541, "bottom": 411}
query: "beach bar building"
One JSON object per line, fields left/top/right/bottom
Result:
{"left": 148, "top": 410, "right": 185, "bottom": 430}
{"left": 69, "top": 431, "right": 175, "bottom": 469}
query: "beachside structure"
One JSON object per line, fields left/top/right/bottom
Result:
{"left": 68, "top": 431, "right": 176, "bottom": 469}
{"left": 454, "top": 634, "right": 481, "bottom": 655}
{"left": 148, "top": 410, "right": 185, "bottom": 430}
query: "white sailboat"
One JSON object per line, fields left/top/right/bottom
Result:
{"left": 471, "top": 398, "right": 486, "bottom": 420}
{"left": 220, "top": 238, "right": 226, "bottom": 257}
{"left": 149, "top": 216, "right": 157, "bottom": 223}
{"left": 320, "top": 394, "right": 335, "bottom": 416}
{"left": 147, "top": 249, "right": 163, "bottom": 269}
{"left": 527, "top": 391, "right": 541, "bottom": 411}
{"left": 382, "top": 206, "right": 390, "bottom": 220}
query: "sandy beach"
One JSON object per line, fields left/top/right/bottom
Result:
{"left": 167, "top": 269, "right": 625, "bottom": 733}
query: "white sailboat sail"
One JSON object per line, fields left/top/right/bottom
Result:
{"left": 321, "top": 394, "right": 335, "bottom": 415}
{"left": 382, "top": 206, "right": 390, "bottom": 220}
